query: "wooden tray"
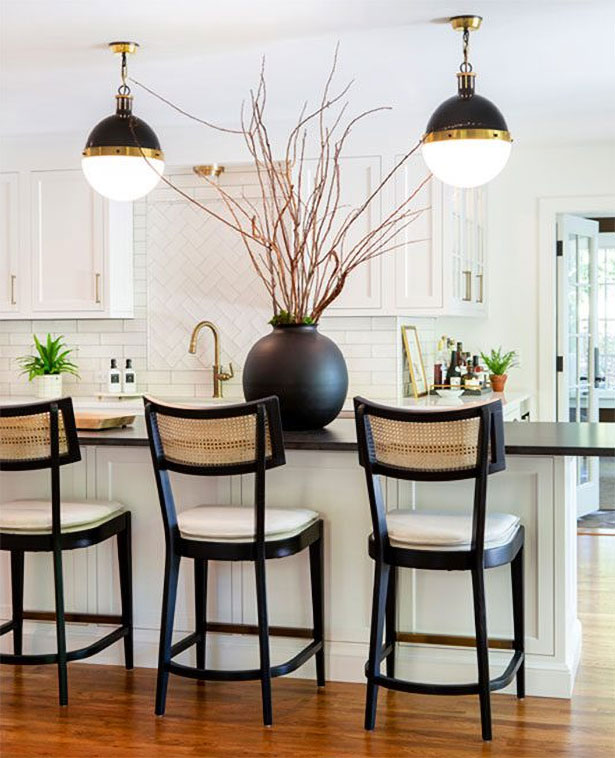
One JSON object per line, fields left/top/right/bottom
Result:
{"left": 74, "top": 412, "right": 136, "bottom": 431}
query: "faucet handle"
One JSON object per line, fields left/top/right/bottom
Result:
{"left": 217, "top": 362, "right": 234, "bottom": 382}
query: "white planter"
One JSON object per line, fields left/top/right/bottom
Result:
{"left": 34, "top": 374, "right": 63, "bottom": 399}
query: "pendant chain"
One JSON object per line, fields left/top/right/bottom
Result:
{"left": 460, "top": 28, "right": 473, "bottom": 73}
{"left": 118, "top": 52, "right": 131, "bottom": 96}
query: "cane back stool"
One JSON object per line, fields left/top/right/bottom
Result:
{"left": 0, "top": 398, "right": 133, "bottom": 705}
{"left": 354, "top": 397, "right": 524, "bottom": 741}
{"left": 144, "top": 395, "right": 325, "bottom": 726}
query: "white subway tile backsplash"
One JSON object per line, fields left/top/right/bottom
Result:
{"left": 77, "top": 319, "right": 124, "bottom": 332}
{"left": 0, "top": 321, "right": 31, "bottom": 333}
{"left": 75, "top": 344, "right": 126, "bottom": 359}
{"left": 371, "top": 344, "right": 397, "bottom": 358}
{"left": 0, "top": 195, "right": 440, "bottom": 402}
{"left": 100, "top": 332, "right": 145, "bottom": 345}
{"left": 348, "top": 331, "right": 393, "bottom": 345}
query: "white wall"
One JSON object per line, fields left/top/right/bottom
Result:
{"left": 439, "top": 142, "right": 615, "bottom": 419}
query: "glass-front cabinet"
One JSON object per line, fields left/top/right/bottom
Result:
{"left": 443, "top": 183, "right": 487, "bottom": 315}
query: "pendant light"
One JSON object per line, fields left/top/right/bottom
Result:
{"left": 82, "top": 42, "right": 164, "bottom": 202}
{"left": 422, "top": 16, "right": 512, "bottom": 188}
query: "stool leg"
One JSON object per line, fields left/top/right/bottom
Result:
{"left": 309, "top": 535, "right": 325, "bottom": 687}
{"left": 471, "top": 566, "right": 492, "bottom": 741}
{"left": 194, "top": 559, "right": 208, "bottom": 678}
{"left": 52, "top": 545, "right": 68, "bottom": 706}
{"left": 10, "top": 551, "right": 24, "bottom": 656}
{"left": 511, "top": 545, "right": 525, "bottom": 698}
{"left": 255, "top": 558, "right": 272, "bottom": 726}
{"left": 117, "top": 516, "right": 134, "bottom": 670}
{"left": 364, "top": 561, "right": 390, "bottom": 731}
{"left": 155, "top": 550, "right": 180, "bottom": 716}
{"left": 385, "top": 566, "right": 397, "bottom": 678}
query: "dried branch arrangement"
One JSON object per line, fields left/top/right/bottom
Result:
{"left": 132, "top": 48, "right": 430, "bottom": 324}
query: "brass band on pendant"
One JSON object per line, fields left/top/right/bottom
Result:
{"left": 82, "top": 145, "right": 165, "bottom": 160}
{"left": 422, "top": 128, "right": 512, "bottom": 144}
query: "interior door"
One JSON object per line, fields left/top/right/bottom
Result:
{"left": 556, "top": 213, "right": 600, "bottom": 516}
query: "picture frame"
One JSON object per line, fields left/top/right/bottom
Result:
{"left": 401, "top": 325, "right": 428, "bottom": 398}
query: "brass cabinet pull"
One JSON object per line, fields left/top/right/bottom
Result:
{"left": 10, "top": 274, "right": 16, "bottom": 305}
{"left": 476, "top": 273, "right": 484, "bottom": 303}
{"left": 462, "top": 270, "right": 472, "bottom": 301}
{"left": 95, "top": 272, "right": 101, "bottom": 304}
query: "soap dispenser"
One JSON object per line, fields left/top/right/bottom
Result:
{"left": 108, "top": 359, "right": 121, "bottom": 395}
{"left": 123, "top": 359, "right": 136, "bottom": 394}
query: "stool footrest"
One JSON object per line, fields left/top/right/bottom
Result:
{"left": 22, "top": 610, "right": 123, "bottom": 626}
{"left": 0, "top": 626, "right": 128, "bottom": 666}
{"left": 367, "top": 649, "right": 525, "bottom": 696}
{"left": 168, "top": 639, "right": 322, "bottom": 682}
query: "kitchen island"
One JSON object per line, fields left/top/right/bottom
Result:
{"left": 1, "top": 399, "right": 613, "bottom": 699}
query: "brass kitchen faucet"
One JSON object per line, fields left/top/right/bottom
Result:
{"left": 188, "top": 321, "right": 234, "bottom": 398}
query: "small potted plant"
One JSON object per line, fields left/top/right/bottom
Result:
{"left": 18, "top": 334, "right": 79, "bottom": 399}
{"left": 480, "top": 347, "right": 518, "bottom": 393}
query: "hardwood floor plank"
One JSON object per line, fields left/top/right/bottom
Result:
{"left": 1, "top": 536, "right": 614, "bottom": 757}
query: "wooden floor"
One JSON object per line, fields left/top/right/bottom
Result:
{"left": 1, "top": 536, "right": 614, "bottom": 757}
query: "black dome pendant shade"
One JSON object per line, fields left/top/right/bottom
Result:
{"left": 83, "top": 93, "right": 163, "bottom": 161}
{"left": 422, "top": 15, "right": 512, "bottom": 188}
{"left": 423, "top": 92, "right": 510, "bottom": 143}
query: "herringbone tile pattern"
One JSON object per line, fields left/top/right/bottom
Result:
{"left": 146, "top": 197, "right": 271, "bottom": 372}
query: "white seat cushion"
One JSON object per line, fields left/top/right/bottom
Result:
{"left": 386, "top": 510, "right": 520, "bottom": 551}
{"left": 0, "top": 499, "right": 124, "bottom": 533}
{"left": 178, "top": 505, "right": 319, "bottom": 542}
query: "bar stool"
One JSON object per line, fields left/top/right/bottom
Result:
{"left": 354, "top": 397, "right": 524, "bottom": 741}
{"left": 144, "top": 395, "right": 325, "bottom": 725}
{"left": 0, "top": 398, "right": 133, "bottom": 705}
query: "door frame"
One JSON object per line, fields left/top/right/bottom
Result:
{"left": 537, "top": 194, "right": 615, "bottom": 421}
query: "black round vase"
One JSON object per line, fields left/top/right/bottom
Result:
{"left": 242, "top": 325, "right": 348, "bottom": 431}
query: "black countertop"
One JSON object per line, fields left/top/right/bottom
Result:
{"left": 78, "top": 417, "right": 615, "bottom": 457}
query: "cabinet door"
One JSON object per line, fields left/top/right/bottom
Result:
{"left": 392, "top": 153, "right": 443, "bottom": 310}
{"left": 0, "top": 173, "right": 20, "bottom": 313}
{"left": 326, "top": 156, "right": 383, "bottom": 311}
{"left": 30, "top": 170, "right": 104, "bottom": 313}
{"left": 442, "top": 183, "right": 487, "bottom": 314}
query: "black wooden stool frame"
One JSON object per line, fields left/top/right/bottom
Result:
{"left": 0, "top": 398, "right": 133, "bottom": 705}
{"left": 354, "top": 397, "right": 525, "bottom": 741}
{"left": 144, "top": 396, "right": 325, "bottom": 726}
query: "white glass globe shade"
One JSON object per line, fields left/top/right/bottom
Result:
{"left": 81, "top": 155, "right": 165, "bottom": 201}
{"left": 422, "top": 138, "right": 511, "bottom": 189}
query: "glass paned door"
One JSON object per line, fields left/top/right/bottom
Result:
{"left": 557, "top": 214, "right": 600, "bottom": 515}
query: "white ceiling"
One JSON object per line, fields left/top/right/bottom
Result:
{"left": 1, "top": 0, "right": 614, "bottom": 149}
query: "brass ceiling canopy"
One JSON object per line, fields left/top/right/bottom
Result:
{"left": 193, "top": 164, "right": 225, "bottom": 177}
{"left": 108, "top": 41, "right": 140, "bottom": 55}
{"left": 450, "top": 15, "right": 482, "bottom": 32}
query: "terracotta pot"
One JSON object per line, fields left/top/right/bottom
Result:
{"left": 490, "top": 374, "right": 508, "bottom": 393}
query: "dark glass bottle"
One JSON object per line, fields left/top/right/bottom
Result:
{"left": 446, "top": 350, "right": 458, "bottom": 385}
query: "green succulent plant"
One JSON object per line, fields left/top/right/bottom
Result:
{"left": 269, "top": 311, "right": 316, "bottom": 326}
{"left": 18, "top": 334, "right": 79, "bottom": 381}
{"left": 480, "top": 347, "right": 518, "bottom": 376}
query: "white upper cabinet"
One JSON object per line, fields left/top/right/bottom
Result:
{"left": 319, "top": 156, "right": 383, "bottom": 311}
{"left": 390, "top": 152, "right": 443, "bottom": 311}
{"left": 1, "top": 169, "right": 133, "bottom": 320}
{"left": 30, "top": 170, "right": 105, "bottom": 313}
{"left": 0, "top": 173, "right": 20, "bottom": 314}
{"left": 325, "top": 153, "right": 488, "bottom": 317}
